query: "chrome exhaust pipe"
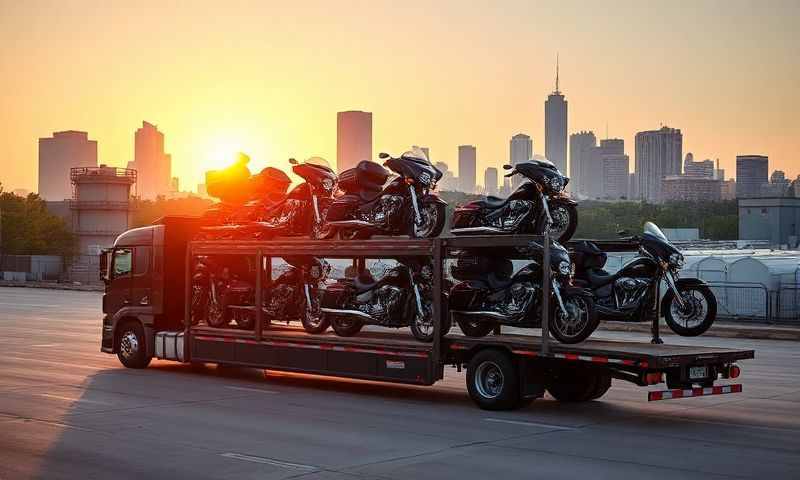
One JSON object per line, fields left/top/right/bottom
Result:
{"left": 450, "top": 226, "right": 504, "bottom": 234}
{"left": 450, "top": 309, "right": 508, "bottom": 319}
{"left": 320, "top": 307, "right": 376, "bottom": 321}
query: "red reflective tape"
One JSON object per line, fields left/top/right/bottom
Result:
{"left": 649, "top": 391, "right": 663, "bottom": 401}
{"left": 712, "top": 386, "right": 723, "bottom": 395}
{"left": 564, "top": 353, "right": 579, "bottom": 361}
{"left": 591, "top": 356, "right": 608, "bottom": 364}
{"left": 639, "top": 361, "right": 649, "bottom": 368}
{"left": 450, "top": 344, "right": 468, "bottom": 350}
{"left": 732, "top": 384, "right": 743, "bottom": 393}
{"left": 319, "top": 344, "right": 333, "bottom": 351}
{"left": 512, "top": 350, "right": 538, "bottom": 357}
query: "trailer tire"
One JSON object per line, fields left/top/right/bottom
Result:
{"left": 116, "top": 321, "right": 151, "bottom": 369}
{"left": 547, "top": 369, "right": 609, "bottom": 402}
{"left": 466, "top": 350, "right": 520, "bottom": 410}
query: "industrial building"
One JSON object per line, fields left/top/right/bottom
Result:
{"left": 68, "top": 165, "right": 136, "bottom": 283}
{"left": 739, "top": 197, "right": 800, "bottom": 248}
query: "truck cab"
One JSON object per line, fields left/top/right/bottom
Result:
{"left": 100, "top": 216, "right": 202, "bottom": 367}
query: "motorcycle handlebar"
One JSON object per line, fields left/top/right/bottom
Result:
{"left": 504, "top": 169, "right": 517, "bottom": 178}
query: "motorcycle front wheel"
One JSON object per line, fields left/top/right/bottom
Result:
{"left": 548, "top": 294, "right": 598, "bottom": 344}
{"left": 206, "top": 299, "right": 228, "bottom": 328}
{"left": 411, "top": 201, "right": 446, "bottom": 238}
{"left": 330, "top": 316, "right": 364, "bottom": 337}
{"left": 301, "top": 296, "right": 330, "bottom": 334}
{"left": 548, "top": 202, "right": 578, "bottom": 244}
{"left": 664, "top": 285, "right": 716, "bottom": 336}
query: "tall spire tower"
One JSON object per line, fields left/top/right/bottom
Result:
{"left": 545, "top": 55, "right": 568, "bottom": 174}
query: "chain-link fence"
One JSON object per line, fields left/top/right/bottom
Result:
{"left": 775, "top": 284, "right": 800, "bottom": 324}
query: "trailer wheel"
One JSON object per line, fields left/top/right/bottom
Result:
{"left": 547, "top": 369, "right": 610, "bottom": 402}
{"left": 116, "top": 321, "right": 151, "bottom": 369}
{"left": 466, "top": 350, "right": 520, "bottom": 410}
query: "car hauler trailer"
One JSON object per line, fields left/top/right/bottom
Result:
{"left": 101, "top": 217, "right": 754, "bottom": 410}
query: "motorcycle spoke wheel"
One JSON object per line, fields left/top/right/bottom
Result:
{"left": 550, "top": 297, "right": 591, "bottom": 342}
{"left": 670, "top": 290, "right": 707, "bottom": 329}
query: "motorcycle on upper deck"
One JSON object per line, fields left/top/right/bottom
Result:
{"left": 247, "top": 157, "right": 339, "bottom": 239}
{"left": 450, "top": 159, "right": 578, "bottom": 243}
{"left": 571, "top": 222, "right": 717, "bottom": 337}
{"left": 320, "top": 147, "right": 447, "bottom": 240}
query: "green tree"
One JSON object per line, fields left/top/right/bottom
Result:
{"left": 0, "top": 185, "right": 76, "bottom": 260}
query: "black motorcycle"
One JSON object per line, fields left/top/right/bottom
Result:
{"left": 191, "top": 257, "right": 254, "bottom": 329}
{"left": 320, "top": 258, "right": 446, "bottom": 342}
{"left": 250, "top": 158, "right": 338, "bottom": 239}
{"left": 321, "top": 148, "right": 447, "bottom": 239}
{"left": 448, "top": 241, "right": 598, "bottom": 344}
{"left": 571, "top": 222, "right": 716, "bottom": 337}
{"left": 450, "top": 159, "right": 578, "bottom": 243}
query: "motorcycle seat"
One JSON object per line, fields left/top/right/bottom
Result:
{"left": 486, "top": 273, "right": 513, "bottom": 291}
{"left": 354, "top": 271, "right": 379, "bottom": 294}
{"left": 475, "top": 196, "right": 507, "bottom": 209}
{"left": 358, "top": 188, "right": 383, "bottom": 202}
{"left": 585, "top": 268, "right": 616, "bottom": 289}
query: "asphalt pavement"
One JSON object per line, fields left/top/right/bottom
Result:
{"left": 1, "top": 287, "right": 799, "bottom": 480}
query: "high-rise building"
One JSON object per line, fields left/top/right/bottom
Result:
{"left": 635, "top": 126, "right": 682, "bottom": 203}
{"left": 599, "top": 139, "right": 629, "bottom": 199}
{"left": 735, "top": 155, "right": 768, "bottom": 198}
{"left": 628, "top": 173, "right": 638, "bottom": 199}
{"left": 38, "top": 130, "right": 98, "bottom": 200}
{"left": 714, "top": 158, "right": 725, "bottom": 181}
{"left": 458, "top": 145, "right": 477, "bottom": 193}
{"left": 684, "top": 153, "right": 715, "bottom": 178}
{"left": 545, "top": 59, "right": 568, "bottom": 175}
{"left": 435, "top": 161, "right": 458, "bottom": 191}
{"left": 509, "top": 133, "right": 533, "bottom": 189}
{"left": 500, "top": 177, "right": 512, "bottom": 197}
{"left": 336, "top": 111, "right": 372, "bottom": 172}
{"left": 569, "top": 131, "right": 596, "bottom": 198}
{"left": 134, "top": 121, "right": 172, "bottom": 199}
{"left": 484, "top": 167, "right": 498, "bottom": 196}
{"left": 720, "top": 179, "right": 736, "bottom": 200}
{"left": 761, "top": 170, "right": 791, "bottom": 197}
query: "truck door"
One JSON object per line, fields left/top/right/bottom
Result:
{"left": 106, "top": 247, "right": 133, "bottom": 315}
{"left": 132, "top": 246, "right": 152, "bottom": 307}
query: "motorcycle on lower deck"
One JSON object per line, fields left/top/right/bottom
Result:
{"left": 571, "top": 222, "right": 717, "bottom": 337}
{"left": 320, "top": 147, "right": 447, "bottom": 239}
{"left": 450, "top": 159, "right": 578, "bottom": 243}
{"left": 320, "top": 258, "right": 447, "bottom": 342}
{"left": 448, "top": 241, "right": 599, "bottom": 344}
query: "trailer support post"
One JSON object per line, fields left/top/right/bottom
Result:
{"left": 432, "top": 239, "right": 442, "bottom": 379}
{"left": 541, "top": 231, "right": 551, "bottom": 356}
{"left": 255, "top": 249, "right": 264, "bottom": 342}
{"left": 651, "top": 275, "right": 663, "bottom": 344}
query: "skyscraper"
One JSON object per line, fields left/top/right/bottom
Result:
{"left": 38, "top": 130, "right": 97, "bottom": 200}
{"left": 545, "top": 58, "right": 568, "bottom": 174}
{"left": 484, "top": 167, "right": 498, "bottom": 196}
{"left": 569, "top": 131, "right": 596, "bottom": 198}
{"left": 509, "top": 133, "right": 533, "bottom": 189}
{"left": 458, "top": 145, "right": 477, "bottom": 194}
{"left": 598, "top": 139, "right": 629, "bottom": 199}
{"left": 736, "top": 155, "right": 768, "bottom": 198}
{"left": 635, "top": 126, "right": 682, "bottom": 203}
{"left": 134, "top": 121, "right": 172, "bottom": 199}
{"left": 435, "top": 161, "right": 457, "bottom": 191}
{"left": 336, "top": 111, "right": 372, "bottom": 172}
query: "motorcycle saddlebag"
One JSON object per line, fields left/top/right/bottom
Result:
{"left": 450, "top": 256, "right": 512, "bottom": 282}
{"left": 337, "top": 168, "right": 360, "bottom": 193}
{"left": 325, "top": 194, "right": 360, "bottom": 221}
{"left": 571, "top": 241, "right": 607, "bottom": 270}
{"left": 321, "top": 281, "right": 351, "bottom": 309}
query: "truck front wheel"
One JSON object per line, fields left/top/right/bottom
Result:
{"left": 466, "top": 349, "right": 520, "bottom": 410}
{"left": 116, "top": 321, "right": 152, "bottom": 369}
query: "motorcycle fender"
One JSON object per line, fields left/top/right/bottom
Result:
{"left": 420, "top": 193, "right": 447, "bottom": 206}
{"left": 551, "top": 195, "right": 577, "bottom": 206}
{"left": 660, "top": 277, "right": 708, "bottom": 313}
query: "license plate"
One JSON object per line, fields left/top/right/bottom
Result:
{"left": 689, "top": 366, "right": 708, "bottom": 380}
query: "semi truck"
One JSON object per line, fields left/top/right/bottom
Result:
{"left": 100, "top": 216, "right": 753, "bottom": 410}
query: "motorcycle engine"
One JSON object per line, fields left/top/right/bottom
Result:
{"left": 614, "top": 277, "right": 650, "bottom": 309}
{"left": 482, "top": 282, "right": 536, "bottom": 319}
{"left": 368, "top": 195, "right": 403, "bottom": 226}
{"left": 491, "top": 200, "right": 533, "bottom": 230}
{"left": 262, "top": 199, "right": 304, "bottom": 227}
{"left": 356, "top": 285, "right": 403, "bottom": 323}
{"left": 265, "top": 283, "right": 295, "bottom": 318}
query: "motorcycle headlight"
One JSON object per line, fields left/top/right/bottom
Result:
{"left": 557, "top": 260, "right": 572, "bottom": 277}
{"left": 421, "top": 265, "right": 433, "bottom": 281}
{"left": 548, "top": 176, "right": 564, "bottom": 192}
{"left": 309, "top": 265, "right": 322, "bottom": 280}
{"left": 321, "top": 178, "right": 335, "bottom": 192}
{"left": 418, "top": 172, "right": 432, "bottom": 187}
{"left": 669, "top": 253, "right": 684, "bottom": 268}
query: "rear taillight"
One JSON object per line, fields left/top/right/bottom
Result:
{"left": 644, "top": 372, "right": 663, "bottom": 385}
{"left": 728, "top": 364, "right": 741, "bottom": 379}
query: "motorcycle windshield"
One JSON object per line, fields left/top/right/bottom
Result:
{"left": 400, "top": 147, "right": 432, "bottom": 165}
{"left": 305, "top": 156, "right": 331, "bottom": 169}
{"left": 643, "top": 222, "right": 669, "bottom": 243}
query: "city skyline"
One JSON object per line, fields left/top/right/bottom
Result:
{"left": 1, "top": 1, "right": 798, "bottom": 192}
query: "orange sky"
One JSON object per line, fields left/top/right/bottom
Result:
{"left": 1, "top": 0, "right": 798, "bottom": 192}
